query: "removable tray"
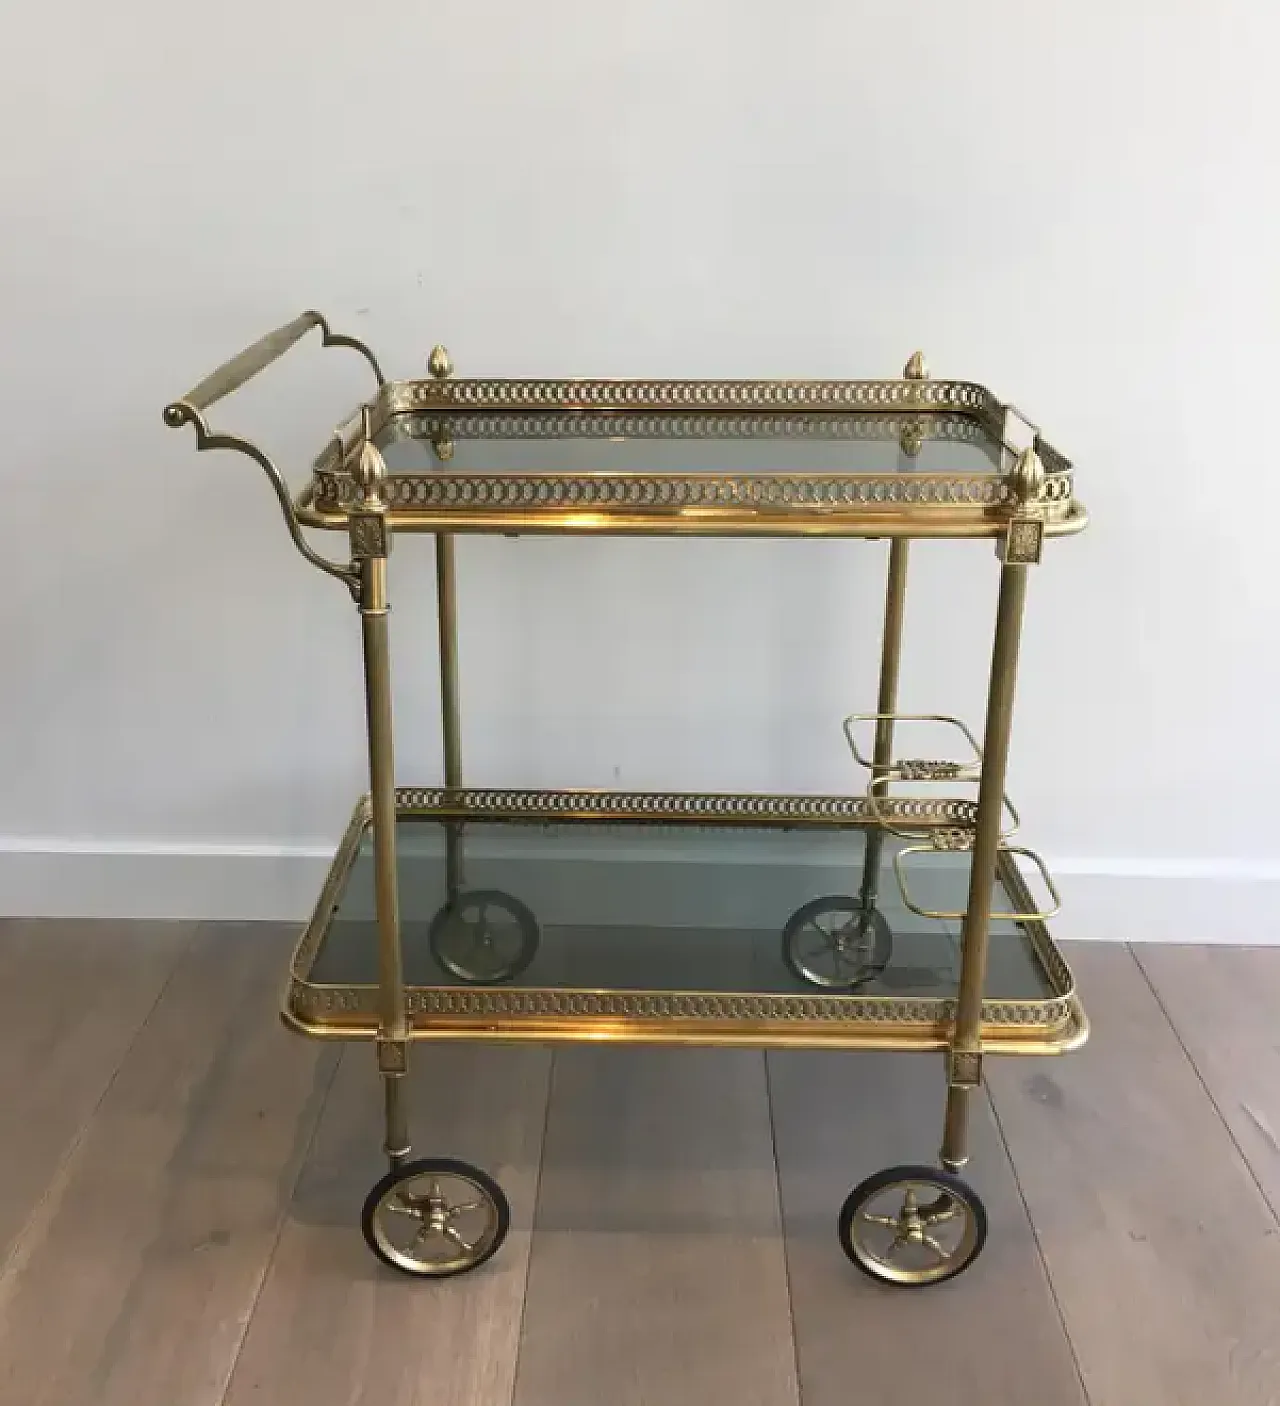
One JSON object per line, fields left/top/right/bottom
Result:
{"left": 284, "top": 788, "right": 1086, "bottom": 1055}
{"left": 298, "top": 376, "right": 1085, "bottom": 539}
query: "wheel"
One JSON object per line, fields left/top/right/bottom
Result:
{"left": 838, "top": 1165, "right": 987, "bottom": 1287}
{"left": 362, "top": 1157, "right": 510, "bottom": 1278}
{"left": 428, "top": 889, "right": 540, "bottom": 985}
{"left": 782, "top": 896, "right": 891, "bottom": 990}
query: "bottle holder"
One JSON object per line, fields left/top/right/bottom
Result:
{"left": 892, "top": 835, "right": 1062, "bottom": 924}
{"left": 843, "top": 712, "right": 1019, "bottom": 841}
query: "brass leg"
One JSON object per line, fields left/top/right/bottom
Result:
{"left": 859, "top": 540, "right": 910, "bottom": 912}
{"left": 940, "top": 1082, "right": 972, "bottom": 1174}
{"left": 436, "top": 532, "right": 464, "bottom": 895}
{"left": 940, "top": 560, "right": 1029, "bottom": 1172}
{"left": 360, "top": 555, "right": 410, "bottom": 1167}
{"left": 384, "top": 1071, "right": 410, "bottom": 1169}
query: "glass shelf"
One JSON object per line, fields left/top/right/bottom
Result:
{"left": 298, "top": 377, "right": 1084, "bottom": 540}
{"left": 373, "top": 409, "right": 1007, "bottom": 477}
{"left": 285, "top": 792, "right": 1083, "bottom": 1054}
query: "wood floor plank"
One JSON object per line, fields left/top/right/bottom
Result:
{"left": 512, "top": 1047, "right": 798, "bottom": 1406}
{"left": 768, "top": 1049, "right": 1085, "bottom": 1406}
{"left": 986, "top": 943, "right": 1280, "bottom": 1406}
{"left": 1135, "top": 945, "right": 1280, "bottom": 1224}
{"left": 0, "top": 918, "right": 190, "bottom": 1268}
{"left": 0, "top": 923, "right": 337, "bottom": 1406}
{"left": 221, "top": 1041, "right": 552, "bottom": 1406}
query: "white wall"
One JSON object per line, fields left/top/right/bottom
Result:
{"left": 2, "top": 0, "right": 1278, "bottom": 937}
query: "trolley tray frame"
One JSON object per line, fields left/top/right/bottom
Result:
{"left": 283, "top": 788, "right": 1086, "bottom": 1056}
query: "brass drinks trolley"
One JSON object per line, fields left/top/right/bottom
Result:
{"left": 164, "top": 313, "right": 1087, "bottom": 1288}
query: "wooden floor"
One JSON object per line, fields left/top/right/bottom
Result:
{"left": 2, "top": 923, "right": 1280, "bottom": 1406}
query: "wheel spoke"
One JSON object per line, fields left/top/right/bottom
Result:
{"left": 921, "top": 1232, "right": 950, "bottom": 1262}
{"left": 923, "top": 1199, "right": 960, "bottom": 1226}
{"left": 845, "top": 914, "right": 876, "bottom": 957}
{"left": 445, "top": 1198, "right": 485, "bottom": 1220}
{"left": 794, "top": 930, "right": 829, "bottom": 963}
{"left": 832, "top": 948, "right": 865, "bottom": 979}
{"left": 858, "top": 1211, "right": 900, "bottom": 1230}
{"left": 386, "top": 1198, "right": 423, "bottom": 1219}
{"left": 444, "top": 1224, "right": 477, "bottom": 1254}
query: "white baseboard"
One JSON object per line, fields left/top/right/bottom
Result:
{"left": 1049, "top": 862, "right": 1280, "bottom": 945}
{"left": 1, "top": 839, "right": 1278, "bottom": 944}
{"left": 0, "top": 840, "right": 333, "bottom": 925}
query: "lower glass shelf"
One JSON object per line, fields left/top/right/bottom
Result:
{"left": 284, "top": 788, "right": 1086, "bottom": 1054}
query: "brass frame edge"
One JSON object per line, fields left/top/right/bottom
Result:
{"left": 296, "top": 374, "right": 1085, "bottom": 543}
{"left": 294, "top": 500, "right": 1090, "bottom": 541}
{"left": 280, "top": 791, "right": 1086, "bottom": 1056}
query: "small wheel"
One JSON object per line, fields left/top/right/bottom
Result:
{"left": 838, "top": 1165, "right": 986, "bottom": 1287}
{"left": 362, "top": 1157, "right": 510, "bottom": 1278}
{"left": 428, "top": 889, "right": 540, "bottom": 985}
{"left": 782, "top": 896, "right": 891, "bottom": 990}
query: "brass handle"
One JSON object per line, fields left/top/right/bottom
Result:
{"left": 160, "top": 309, "right": 384, "bottom": 595}
{"left": 163, "top": 310, "right": 383, "bottom": 426}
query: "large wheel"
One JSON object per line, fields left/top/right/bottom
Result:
{"left": 428, "top": 889, "right": 540, "bottom": 985}
{"left": 838, "top": 1165, "right": 986, "bottom": 1287}
{"left": 362, "top": 1158, "right": 510, "bottom": 1278}
{"left": 782, "top": 896, "right": 892, "bottom": 990}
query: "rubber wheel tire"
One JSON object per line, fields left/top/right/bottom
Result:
{"left": 428, "top": 889, "right": 540, "bottom": 985}
{"left": 781, "top": 896, "right": 892, "bottom": 991}
{"left": 838, "top": 1164, "right": 987, "bottom": 1288}
{"left": 362, "top": 1157, "right": 511, "bottom": 1278}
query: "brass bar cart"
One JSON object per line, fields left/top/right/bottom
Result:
{"left": 164, "top": 314, "right": 1087, "bottom": 1288}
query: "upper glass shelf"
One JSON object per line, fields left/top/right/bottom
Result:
{"left": 299, "top": 375, "right": 1084, "bottom": 541}
{"left": 372, "top": 409, "right": 1007, "bottom": 477}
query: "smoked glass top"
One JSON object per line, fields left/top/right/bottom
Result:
{"left": 373, "top": 410, "right": 1009, "bottom": 478}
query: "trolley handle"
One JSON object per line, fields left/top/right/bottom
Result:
{"left": 160, "top": 310, "right": 386, "bottom": 595}
{"left": 163, "top": 310, "right": 384, "bottom": 427}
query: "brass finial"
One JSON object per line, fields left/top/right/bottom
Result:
{"left": 1011, "top": 445, "right": 1046, "bottom": 505}
{"left": 354, "top": 410, "right": 387, "bottom": 505}
{"left": 355, "top": 441, "right": 387, "bottom": 503}
{"left": 903, "top": 350, "right": 929, "bottom": 380}
{"left": 899, "top": 424, "right": 925, "bottom": 458}
{"left": 428, "top": 344, "right": 453, "bottom": 380}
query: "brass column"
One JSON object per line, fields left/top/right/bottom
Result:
{"left": 436, "top": 533, "right": 462, "bottom": 791}
{"left": 939, "top": 556, "right": 1030, "bottom": 1171}
{"left": 352, "top": 439, "right": 410, "bottom": 1168}
{"left": 437, "top": 531, "right": 465, "bottom": 898}
{"left": 429, "top": 345, "right": 465, "bottom": 896}
{"left": 858, "top": 538, "right": 910, "bottom": 913}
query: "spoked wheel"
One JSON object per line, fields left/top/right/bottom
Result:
{"left": 838, "top": 1165, "right": 986, "bottom": 1287}
{"left": 428, "top": 889, "right": 540, "bottom": 985}
{"left": 782, "top": 896, "right": 892, "bottom": 990}
{"left": 362, "top": 1158, "right": 510, "bottom": 1278}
